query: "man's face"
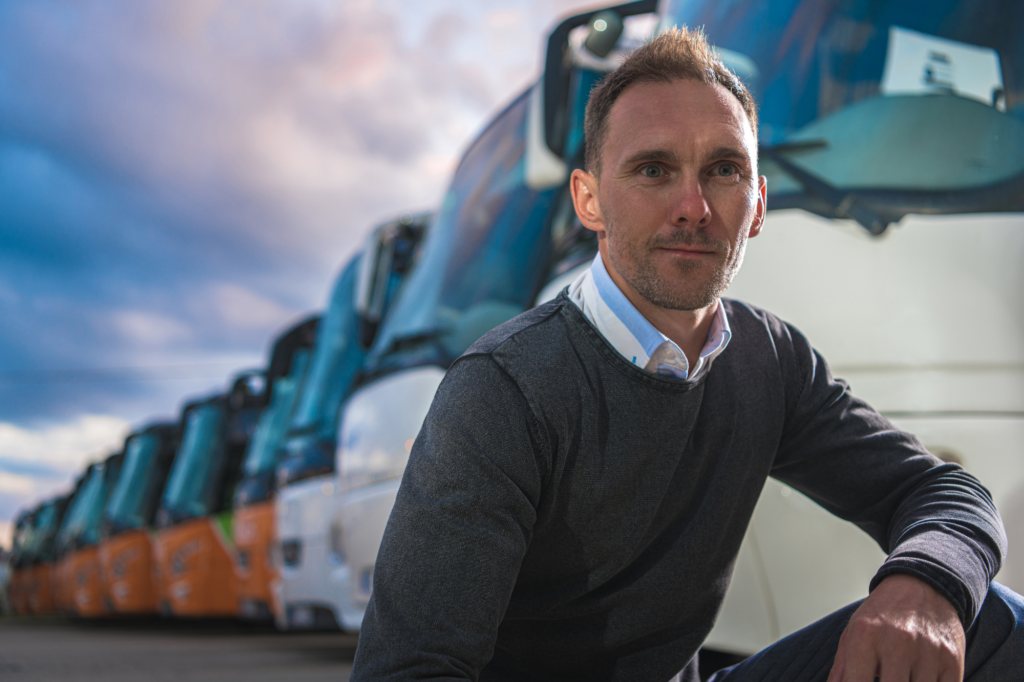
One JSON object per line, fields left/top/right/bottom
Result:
{"left": 573, "top": 79, "right": 766, "bottom": 312}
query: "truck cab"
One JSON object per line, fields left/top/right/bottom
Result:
{"left": 53, "top": 452, "right": 125, "bottom": 617}
{"left": 232, "top": 316, "right": 320, "bottom": 621}
{"left": 536, "top": 0, "right": 1024, "bottom": 656}
{"left": 8, "top": 510, "right": 34, "bottom": 614}
{"left": 662, "top": 0, "right": 1024, "bottom": 653}
{"left": 21, "top": 495, "right": 71, "bottom": 614}
{"left": 153, "top": 373, "right": 265, "bottom": 617}
{"left": 274, "top": 213, "right": 429, "bottom": 631}
{"left": 98, "top": 422, "right": 182, "bottom": 614}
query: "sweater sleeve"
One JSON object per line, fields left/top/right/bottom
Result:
{"left": 770, "top": 319, "right": 1006, "bottom": 627}
{"left": 350, "top": 354, "right": 546, "bottom": 681}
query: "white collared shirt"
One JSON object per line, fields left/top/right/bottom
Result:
{"left": 567, "top": 254, "right": 731, "bottom": 381}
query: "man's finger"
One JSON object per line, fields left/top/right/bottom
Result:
{"left": 876, "top": 653, "right": 912, "bottom": 682}
{"left": 829, "top": 625, "right": 879, "bottom": 682}
{"left": 824, "top": 647, "right": 845, "bottom": 682}
{"left": 939, "top": 663, "right": 965, "bottom": 682}
{"left": 839, "top": 648, "right": 879, "bottom": 682}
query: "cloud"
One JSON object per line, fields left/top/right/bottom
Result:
{"left": 111, "top": 310, "right": 194, "bottom": 346}
{"left": 0, "top": 414, "right": 131, "bottom": 524}
{"left": 488, "top": 9, "right": 525, "bottom": 29}
{"left": 0, "top": 0, "right": 607, "bottom": 526}
{"left": 0, "top": 472, "right": 34, "bottom": 496}
{"left": 207, "top": 283, "right": 296, "bottom": 332}
{"left": 0, "top": 415, "right": 131, "bottom": 472}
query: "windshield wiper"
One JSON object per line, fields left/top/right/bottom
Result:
{"left": 760, "top": 142, "right": 893, "bottom": 236}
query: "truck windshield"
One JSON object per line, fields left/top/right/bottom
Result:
{"left": 24, "top": 502, "right": 61, "bottom": 562}
{"left": 366, "top": 91, "right": 559, "bottom": 373}
{"left": 288, "top": 258, "right": 364, "bottom": 439}
{"left": 243, "top": 349, "right": 311, "bottom": 477}
{"left": 162, "top": 403, "right": 225, "bottom": 521}
{"left": 662, "top": 0, "right": 1024, "bottom": 224}
{"left": 57, "top": 465, "right": 108, "bottom": 551}
{"left": 104, "top": 433, "right": 160, "bottom": 531}
{"left": 11, "top": 514, "right": 35, "bottom": 568}
{"left": 19, "top": 510, "right": 44, "bottom": 563}
{"left": 11, "top": 514, "right": 31, "bottom": 563}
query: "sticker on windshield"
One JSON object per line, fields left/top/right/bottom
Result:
{"left": 881, "top": 26, "right": 1005, "bottom": 111}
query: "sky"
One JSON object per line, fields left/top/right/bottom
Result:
{"left": 0, "top": 0, "right": 606, "bottom": 547}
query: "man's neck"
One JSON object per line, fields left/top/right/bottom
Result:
{"left": 599, "top": 251, "right": 718, "bottom": 370}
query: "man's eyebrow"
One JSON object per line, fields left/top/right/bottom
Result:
{"left": 706, "top": 146, "right": 751, "bottom": 163}
{"left": 619, "top": 149, "right": 679, "bottom": 168}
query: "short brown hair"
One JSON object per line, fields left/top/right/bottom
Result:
{"left": 583, "top": 26, "right": 758, "bottom": 176}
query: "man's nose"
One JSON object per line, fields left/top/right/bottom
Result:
{"left": 671, "top": 175, "right": 712, "bottom": 227}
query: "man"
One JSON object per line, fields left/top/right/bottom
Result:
{"left": 351, "top": 28, "right": 1022, "bottom": 681}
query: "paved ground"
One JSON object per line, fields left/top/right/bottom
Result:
{"left": 0, "top": 616, "right": 357, "bottom": 681}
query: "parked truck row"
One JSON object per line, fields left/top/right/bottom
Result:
{"left": 4, "top": 212, "right": 427, "bottom": 623}
{"left": 5, "top": 0, "right": 1023, "bottom": 664}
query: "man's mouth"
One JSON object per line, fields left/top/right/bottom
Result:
{"left": 652, "top": 231, "right": 723, "bottom": 255}
{"left": 659, "top": 245, "right": 716, "bottom": 255}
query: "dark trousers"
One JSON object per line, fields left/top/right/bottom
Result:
{"left": 688, "top": 583, "right": 1024, "bottom": 681}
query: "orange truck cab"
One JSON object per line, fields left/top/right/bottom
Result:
{"left": 0, "top": 546, "right": 10, "bottom": 615}
{"left": 232, "top": 317, "right": 320, "bottom": 621}
{"left": 153, "top": 372, "right": 267, "bottom": 617}
{"left": 7, "top": 511, "right": 33, "bottom": 615}
{"left": 53, "top": 453, "right": 125, "bottom": 618}
{"left": 50, "top": 473, "right": 88, "bottom": 615}
{"left": 98, "top": 422, "right": 182, "bottom": 614}
{"left": 21, "top": 495, "right": 72, "bottom": 614}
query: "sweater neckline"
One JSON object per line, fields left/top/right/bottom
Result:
{"left": 554, "top": 290, "right": 711, "bottom": 393}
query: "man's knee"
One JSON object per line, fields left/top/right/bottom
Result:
{"left": 964, "top": 582, "right": 1024, "bottom": 680}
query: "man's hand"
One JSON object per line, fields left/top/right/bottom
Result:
{"left": 826, "top": 573, "right": 966, "bottom": 682}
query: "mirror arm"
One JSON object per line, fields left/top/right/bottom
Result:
{"left": 542, "top": 0, "right": 658, "bottom": 157}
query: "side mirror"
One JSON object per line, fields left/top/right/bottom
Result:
{"left": 354, "top": 213, "right": 432, "bottom": 349}
{"left": 354, "top": 224, "right": 394, "bottom": 347}
{"left": 584, "top": 11, "right": 625, "bottom": 59}
{"left": 229, "top": 370, "right": 266, "bottom": 410}
{"left": 542, "top": 0, "right": 657, "bottom": 158}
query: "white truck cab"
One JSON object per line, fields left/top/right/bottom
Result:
{"left": 273, "top": 215, "right": 430, "bottom": 630}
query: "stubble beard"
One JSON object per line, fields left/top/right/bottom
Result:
{"left": 607, "top": 218, "right": 748, "bottom": 311}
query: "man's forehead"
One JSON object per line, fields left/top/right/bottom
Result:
{"left": 605, "top": 78, "right": 755, "bottom": 156}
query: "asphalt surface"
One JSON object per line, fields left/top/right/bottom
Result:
{"left": 0, "top": 616, "right": 357, "bottom": 681}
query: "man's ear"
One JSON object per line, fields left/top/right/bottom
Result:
{"left": 749, "top": 174, "right": 767, "bottom": 238}
{"left": 570, "top": 169, "right": 605, "bottom": 234}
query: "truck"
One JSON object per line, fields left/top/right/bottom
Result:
{"left": 232, "top": 316, "right": 320, "bottom": 621}
{"left": 153, "top": 373, "right": 267, "bottom": 617}
{"left": 646, "top": 0, "right": 1024, "bottom": 655}
{"left": 19, "top": 495, "right": 72, "bottom": 615}
{"left": 53, "top": 452, "right": 125, "bottom": 617}
{"left": 332, "top": 0, "right": 1024, "bottom": 666}
{"left": 98, "top": 421, "right": 182, "bottom": 614}
{"left": 7, "top": 510, "right": 34, "bottom": 614}
{"left": 274, "top": 213, "right": 429, "bottom": 631}
{"left": 50, "top": 473, "right": 88, "bottom": 615}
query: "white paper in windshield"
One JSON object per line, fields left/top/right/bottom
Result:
{"left": 881, "top": 26, "right": 1005, "bottom": 110}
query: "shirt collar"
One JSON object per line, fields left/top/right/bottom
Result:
{"left": 590, "top": 254, "right": 672, "bottom": 363}
{"left": 571, "top": 253, "right": 732, "bottom": 380}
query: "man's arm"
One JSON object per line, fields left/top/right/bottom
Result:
{"left": 350, "top": 355, "right": 546, "bottom": 681}
{"left": 770, "top": 319, "right": 1005, "bottom": 680}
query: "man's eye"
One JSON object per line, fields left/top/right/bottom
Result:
{"left": 714, "top": 164, "right": 738, "bottom": 177}
{"left": 642, "top": 165, "right": 663, "bottom": 178}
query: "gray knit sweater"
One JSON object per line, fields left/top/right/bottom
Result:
{"left": 351, "top": 293, "right": 1006, "bottom": 682}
